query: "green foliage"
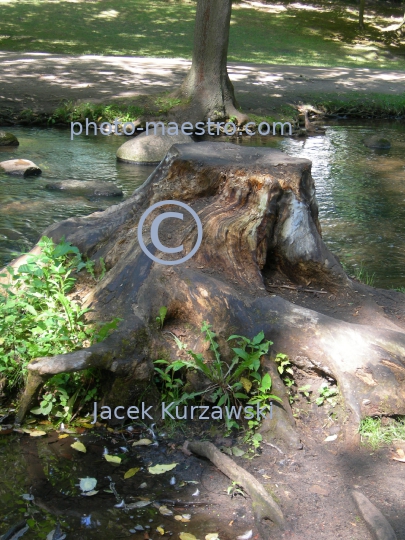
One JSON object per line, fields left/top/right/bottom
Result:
{"left": 31, "top": 370, "right": 101, "bottom": 424}
{"left": 275, "top": 352, "right": 295, "bottom": 388}
{"left": 47, "top": 93, "right": 186, "bottom": 127}
{"left": 0, "top": 236, "right": 119, "bottom": 421}
{"left": 313, "top": 93, "right": 405, "bottom": 119}
{"left": 298, "top": 385, "right": 311, "bottom": 400}
{"left": 351, "top": 263, "right": 376, "bottom": 287}
{"left": 156, "top": 306, "right": 168, "bottom": 329}
{"left": 359, "top": 416, "right": 405, "bottom": 449}
{"left": 48, "top": 100, "right": 145, "bottom": 125}
{"left": 154, "top": 323, "right": 282, "bottom": 432}
{"left": 227, "top": 481, "right": 246, "bottom": 498}
{"left": 77, "top": 257, "right": 106, "bottom": 282}
{"left": 315, "top": 385, "right": 339, "bottom": 407}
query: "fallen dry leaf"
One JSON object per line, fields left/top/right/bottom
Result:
{"left": 30, "top": 430, "right": 47, "bottom": 437}
{"left": 104, "top": 454, "right": 121, "bottom": 464}
{"left": 132, "top": 438, "right": 153, "bottom": 446}
{"left": 71, "top": 441, "right": 86, "bottom": 453}
{"left": 124, "top": 467, "right": 140, "bottom": 479}
{"left": 175, "top": 514, "right": 191, "bottom": 522}
{"left": 159, "top": 505, "right": 173, "bottom": 516}
{"left": 148, "top": 463, "right": 177, "bottom": 474}
{"left": 179, "top": 534, "right": 198, "bottom": 540}
{"left": 58, "top": 434, "right": 69, "bottom": 439}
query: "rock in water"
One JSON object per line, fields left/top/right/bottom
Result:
{"left": 0, "top": 159, "right": 41, "bottom": 176}
{"left": 45, "top": 180, "right": 123, "bottom": 198}
{"left": 0, "top": 131, "right": 19, "bottom": 146}
{"left": 363, "top": 135, "right": 391, "bottom": 149}
{"left": 116, "top": 131, "right": 194, "bottom": 164}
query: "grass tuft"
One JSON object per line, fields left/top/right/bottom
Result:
{"left": 359, "top": 416, "right": 405, "bottom": 449}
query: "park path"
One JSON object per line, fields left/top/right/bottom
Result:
{"left": 1, "top": 51, "right": 405, "bottom": 113}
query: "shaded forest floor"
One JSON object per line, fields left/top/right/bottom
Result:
{"left": 1, "top": 401, "right": 404, "bottom": 539}
{"left": 1, "top": 53, "right": 405, "bottom": 126}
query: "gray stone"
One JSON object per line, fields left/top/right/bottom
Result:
{"left": 0, "top": 131, "right": 19, "bottom": 146}
{"left": 116, "top": 130, "right": 194, "bottom": 164}
{"left": 0, "top": 159, "right": 41, "bottom": 176}
{"left": 363, "top": 136, "right": 391, "bottom": 149}
{"left": 45, "top": 180, "right": 123, "bottom": 197}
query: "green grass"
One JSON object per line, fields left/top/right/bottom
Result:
{"left": 352, "top": 263, "right": 376, "bottom": 287}
{"left": 359, "top": 416, "right": 405, "bottom": 449}
{"left": 306, "top": 92, "right": 405, "bottom": 117}
{"left": 0, "top": 0, "right": 404, "bottom": 69}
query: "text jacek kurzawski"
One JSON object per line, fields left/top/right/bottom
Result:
{"left": 90, "top": 402, "right": 272, "bottom": 423}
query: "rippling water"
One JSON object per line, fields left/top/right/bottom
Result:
{"left": 0, "top": 127, "right": 151, "bottom": 262}
{"left": 1, "top": 122, "right": 405, "bottom": 288}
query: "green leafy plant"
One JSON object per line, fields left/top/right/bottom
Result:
{"left": 77, "top": 257, "right": 107, "bottom": 282}
{"left": 0, "top": 236, "right": 119, "bottom": 421}
{"left": 154, "top": 323, "right": 282, "bottom": 431}
{"left": 298, "top": 385, "right": 312, "bottom": 400}
{"left": 359, "top": 416, "right": 405, "bottom": 450}
{"left": 315, "top": 385, "right": 339, "bottom": 407}
{"left": 31, "top": 370, "right": 101, "bottom": 424}
{"left": 227, "top": 481, "right": 246, "bottom": 498}
{"left": 156, "top": 306, "right": 168, "bottom": 329}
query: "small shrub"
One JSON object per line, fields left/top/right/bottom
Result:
{"left": 0, "top": 236, "right": 119, "bottom": 422}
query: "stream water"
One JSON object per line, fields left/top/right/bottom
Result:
{"left": 1, "top": 122, "right": 405, "bottom": 288}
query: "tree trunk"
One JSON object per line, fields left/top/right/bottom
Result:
{"left": 359, "top": 0, "right": 365, "bottom": 29}
{"left": 12, "top": 142, "right": 405, "bottom": 435}
{"left": 173, "top": 0, "right": 247, "bottom": 124}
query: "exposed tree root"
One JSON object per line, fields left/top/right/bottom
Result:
{"left": 185, "top": 439, "right": 284, "bottom": 535}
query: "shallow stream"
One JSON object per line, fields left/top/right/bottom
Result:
{"left": 1, "top": 121, "right": 405, "bottom": 288}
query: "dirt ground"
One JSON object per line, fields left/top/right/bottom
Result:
{"left": 1, "top": 52, "right": 405, "bottom": 118}
{"left": 7, "top": 395, "right": 404, "bottom": 540}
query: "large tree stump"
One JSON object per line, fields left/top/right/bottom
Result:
{"left": 11, "top": 142, "right": 405, "bottom": 428}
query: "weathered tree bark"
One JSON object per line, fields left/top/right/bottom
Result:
{"left": 185, "top": 440, "right": 284, "bottom": 533}
{"left": 172, "top": 0, "right": 248, "bottom": 124}
{"left": 11, "top": 142, "right": 405, "bottom": 434}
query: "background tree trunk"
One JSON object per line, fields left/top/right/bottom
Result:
{"left": 173, "top": 0, "right": 247, "bottom": 124}
{"left": 359, "top": 0, "right": 365, "bottom": 29}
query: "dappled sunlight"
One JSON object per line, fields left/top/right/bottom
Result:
{"left": 1, "top": 52, "right": 405, "bottom": 113}
{"left": 1, "top": 0, "right": 404, "bottom": 68}
{"left": 94, "top": 9, "right": 120, "bottom": 20}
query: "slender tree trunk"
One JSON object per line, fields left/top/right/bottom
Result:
{"left": 173, "top": 0, "right": 248, "bottom": 124}
{"left": 359, "top": 0, "right": 365, "bottom": 29}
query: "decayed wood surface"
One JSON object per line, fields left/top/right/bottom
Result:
{"left": 6, "top": 142, "right": 404, "bottom": 428}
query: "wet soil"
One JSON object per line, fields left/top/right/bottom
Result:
{"left": 1, "top": 399, "right": 405, "bottom": 540}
